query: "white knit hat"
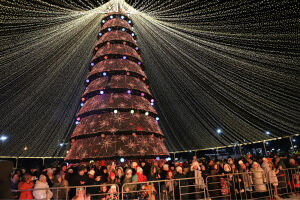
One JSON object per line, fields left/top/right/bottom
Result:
{"left": 136, "top": 167, "right": 143, "bottom": 173}
{"left": 176, "top": 166, "right": 182, "bottom": 172}
{"left": 88, "top": 169, "right": 95, "bottom": 176}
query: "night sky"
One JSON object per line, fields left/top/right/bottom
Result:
{"left": 0, "top": 0, "right": 299, "bottom": 157}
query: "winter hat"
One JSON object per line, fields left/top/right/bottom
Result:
{"left": 163, "top": 164, "right": 169, "bottom": 170}
{"left": 39, "top": 174, "right": 47, "bottom": 181}
{"left": 136, "top": 167, "right": 143, "bottom": 173}
{"left": 176, "top": 166, "right": 182, "bottom": 172}
{"left": 100, "top": 160, "right": 105, "bottom": 166}
{"left": 88, "top": 170, "right": 95, "bottom": 176}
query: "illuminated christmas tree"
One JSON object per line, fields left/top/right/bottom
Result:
{"left": 65, "top": 12, "right": 169, "bottom": 161}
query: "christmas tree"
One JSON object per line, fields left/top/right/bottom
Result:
{"left": 65, "top": 12, "right": 169, "bottom": 161}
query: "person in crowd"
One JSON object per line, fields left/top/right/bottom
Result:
{"left": 108, "top": 171, "right": 119, "bottom": 185}
{"left": 52, "top": 174, "right": 68, "bottom": 200}
{"left": 60, "top": 164, "right": 67, "bottom": 176}
{"left": 123, "top": 168, "right": 135, "bottom": 192}
{"left": 11, "top": 173, "right": 20, "bottom": 199}
{"left": 174, "top": 166, "right": 187, "bottom": 199}
{"left": 69, "top": 165, "right": 89, "bottom": 199}
{"left": 96, "top": 184, "right": 108, "bottom": 200}
{"left": 116, "top": 167, "right": 124, "bottom": 184}
{"left": 100, "top": 166, "right": 109, "bottom": 184}
{"left": 44, "top": 168, "right": 54, "bottom": 188}
{"left": 106, "top": 184, "right": 118, "bottom": 200}
{"left": 148, "top": 166, "right": 160, "bottom": 181}
{"left": 160, "top": 164, "right": 169, "bottom": 180}
{"left": 18, "top": 174, "right": 34, "bottom": 200}
{"left": 140, "top": 161, "right": 150, "bottom": 179}
{"left": 268, "top": 162, "right": 279, "bottom": 199}
{"left": 208, "top": 163, "right": 220, "bottom": 198}
{"left": 33, "top": 174, "right": 53, "bottom": 200}
{"left": 165, "top": 170, "right": 175, "bottom": 199}
{"left": 137, "top": 184, "right": 149, "bottom": 200}
{"left": 250, "top": 161, "right": 269, "bottom": 199}
{"left": 87, "top": 169, "right": 101, "bottom": 195}
{"left": 133, "top": 167, "right": 147, "bottom": 183}
{"left": 122, "top": 185, "right": 134, "bottom": 200}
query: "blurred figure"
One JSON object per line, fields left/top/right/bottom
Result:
{"left": 33, "top": 174, "right": 53, "bottom": 200}
{"left": 18, "top": 174, "right": 34, "bottom": 200}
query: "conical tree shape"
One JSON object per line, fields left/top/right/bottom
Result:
{"left": 65, "top": 12, "right": 169, "bottom": 161}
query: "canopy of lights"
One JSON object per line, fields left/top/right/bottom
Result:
{"left": 0, "top": 0, "right": 299, "bottom": 157}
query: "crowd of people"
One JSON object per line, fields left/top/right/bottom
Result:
{"left": 10, "top": 153, "right": 300, "bottom": 200}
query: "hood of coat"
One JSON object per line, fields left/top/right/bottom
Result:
{"left": 34, "top": 180, "right": 49, "bottom": 189}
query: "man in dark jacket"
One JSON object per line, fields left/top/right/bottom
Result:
{"left": 69, "top": 165, "right": 89, "bottom": 198}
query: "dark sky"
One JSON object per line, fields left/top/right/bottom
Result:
{"left": 0, "top": 0, "right": 299, "bottom": 157}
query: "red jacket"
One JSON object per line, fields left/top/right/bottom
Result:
{"left": 18, "top": 181, "right": 34, "bottom": 200}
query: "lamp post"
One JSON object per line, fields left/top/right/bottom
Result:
{"left": 289, "top": 136, "right": 295, "bottom": 151}
{"left": 263, "top": 141, "right": 267, "bottom": 156}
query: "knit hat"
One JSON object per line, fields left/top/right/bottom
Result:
{"left": 176, "top": 166, "right": 182, "bottom": 172}
{"left": 88, "top": 170, "right": 95, "bottom": 176}
{"left": 136, "top": 167, "right": 143, "bottom": 173}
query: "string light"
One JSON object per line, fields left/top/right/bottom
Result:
{"left": 0, "top": 0, "right": 297, "bottom": 157}
{"left": 0, "top": 135, "right": 8, "bottom": 142}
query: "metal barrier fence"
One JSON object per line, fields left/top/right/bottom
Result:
{"left": 12, "top": 167, "right": 300, "bottom": 200}
{"left": 13, "top": 183, "right": 119, "bottom": 200}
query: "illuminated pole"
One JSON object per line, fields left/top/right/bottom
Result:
{"left": 263, "top": 141, "right": 267, "bottom": 156}
{"left": 289, "top": 136, "right": 295, "bottom": 151}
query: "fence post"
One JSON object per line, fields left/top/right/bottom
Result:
{"left": 15, "top": 157, "right": 18, "bottom": 168}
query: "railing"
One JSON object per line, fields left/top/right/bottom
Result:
{"left": 12, "top": 167, "right": 300, "bottom": 200}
